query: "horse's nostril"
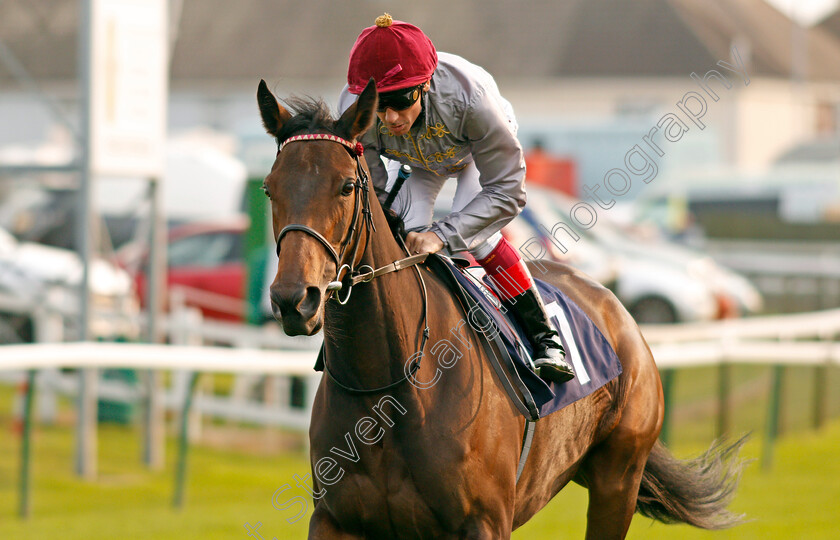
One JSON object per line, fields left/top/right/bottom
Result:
{"left": 271, "top": 285, "right": 322, "bottom": 320}
{"left": 271, "top": 286, "right": 302, "bottom": 316}
{"left": 297, "top": 286, "right": 322, "bottom": 319}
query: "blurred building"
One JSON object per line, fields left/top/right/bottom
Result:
{"left": 1, "top": 0, "right": 840, "bottom": 183}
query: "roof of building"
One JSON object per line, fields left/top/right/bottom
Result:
{"left": 3, "top": 0, "right": 840, "bottom": 87}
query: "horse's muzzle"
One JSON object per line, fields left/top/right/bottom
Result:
{"left": 270, "top": 284, "right": 323, "bottom": 335}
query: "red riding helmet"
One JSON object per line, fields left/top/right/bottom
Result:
{"left": 347, "top": 14, "right": 438, "bottom": 94}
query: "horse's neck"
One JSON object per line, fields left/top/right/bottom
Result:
{"left": 322, "top": 206, "right": 427, "bottom": 388}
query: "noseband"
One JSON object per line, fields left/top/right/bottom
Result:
{"left": 274, "top": 133, "right": 374, "bottom": 304}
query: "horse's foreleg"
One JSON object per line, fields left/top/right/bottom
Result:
{"left": 308, "top": 505, "right": 362, "bottom": 540}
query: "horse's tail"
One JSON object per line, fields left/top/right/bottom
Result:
{"left": 635, "top": 436, "right": 749, "bottom": 529}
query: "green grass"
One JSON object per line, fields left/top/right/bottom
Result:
{"left": 0, "top": 421, "right": 312, "bottom": 539}
{"left": 513, "top": 424, "right": 840, "bottom": 539}
{"left": 0, "top": 364, "right": 838, "bottom": 539}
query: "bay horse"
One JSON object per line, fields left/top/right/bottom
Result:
{"left": 257, "top": 79, "right": 744, "bottom": 539}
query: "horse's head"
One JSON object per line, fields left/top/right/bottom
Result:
{"left": 257, "top": 79, "right": 377, "bottom": 336}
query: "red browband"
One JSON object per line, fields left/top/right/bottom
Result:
{"left": 278, "top": 133, "right": 364, "bottom": 156}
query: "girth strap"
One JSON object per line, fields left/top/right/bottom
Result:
{"left": 516, "top": 420, "right": 536, "bottom": 483}
{"left": 479, "top": 320, "right": 541, "bottom": 420}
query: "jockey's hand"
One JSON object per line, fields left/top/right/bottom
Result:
{"left": 406, "top": 231, "right": 444, "bottom": 255}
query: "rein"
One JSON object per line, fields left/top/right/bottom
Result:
{"left": 274, "top": 132, "right": 430, "bottom": 393}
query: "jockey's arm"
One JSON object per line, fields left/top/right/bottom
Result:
{"left": 429, "top": 89, "right": 527, "bottom": 253}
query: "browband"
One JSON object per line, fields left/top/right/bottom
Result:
{"left": 279, "top": 133, "right": 364, "bottom": 156}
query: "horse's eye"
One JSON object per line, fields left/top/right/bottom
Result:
{"left": 262, "top": 184, "right": 271, "bottom": 199}
{"left": 341, "top": 181, "right": 355, "bottom": 197}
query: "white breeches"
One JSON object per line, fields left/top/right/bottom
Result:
{"left": 384, "top": 160, "right": 502, "bottom": 259}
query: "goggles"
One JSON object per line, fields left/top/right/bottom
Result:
{"left": 376, "top": 84, "right": 424, "bottom": 112}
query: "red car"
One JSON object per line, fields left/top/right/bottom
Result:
{"left": 124, "top": 218, "right": 258, "bottom": 322}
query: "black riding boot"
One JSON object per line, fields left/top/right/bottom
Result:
{"left": 506, "top": 285, "right": 575, "bottom": 384}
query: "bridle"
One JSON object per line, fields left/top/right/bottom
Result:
{"left": 274, "top": 132, "right": 374, "bottom": 305}
{"left": 272, "top": 132, "right": 430, "bottom": 393}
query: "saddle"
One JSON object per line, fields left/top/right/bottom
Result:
{"left": 427, "top": 254, "right": 623, "bottom": 420}
{"left": 314, "top": 254, "right": 622, "bottom": 421}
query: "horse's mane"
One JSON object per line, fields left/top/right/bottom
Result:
{"left": 275, "top": 96, "right": 337, "bottom": 143}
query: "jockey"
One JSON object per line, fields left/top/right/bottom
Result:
{"left": 338, "top": 14, "right": 575, "bottom": 385}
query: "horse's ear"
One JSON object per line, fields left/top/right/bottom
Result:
{"left": 336, "top": 78, "right": 377, "bottom": 141}
{"left": 257, "top": 79, "right": 292, "bottom": 137}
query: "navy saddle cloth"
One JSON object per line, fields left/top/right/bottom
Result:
{"left": 427, "top": 254, "right": 622, "bottom": 420}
